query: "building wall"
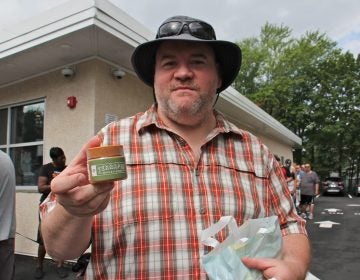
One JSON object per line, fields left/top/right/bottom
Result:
{"left": 15, "top": 192, "right": 41, "bottom": 256}
{"left": 0, "top": 59, "right": 153, "bottom": 257}
{"left": 0, "top": 58, "right": 294, "bottom": 257}
{"left": 261, "top": 137, "right": 294, "bottom": 163}
{"left": 92, "top": 60, "right": 153, "bottom": 133}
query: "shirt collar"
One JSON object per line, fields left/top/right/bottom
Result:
{"left": 136, "top": 104, "right": 244, "bottom": 139}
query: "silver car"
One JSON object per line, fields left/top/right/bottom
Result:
{"left": 321, "top": 177, "right": 345, "bottom": 195}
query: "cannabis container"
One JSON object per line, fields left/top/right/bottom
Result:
{"left": 87, "top": 145, "right": 127, "bottom": 183}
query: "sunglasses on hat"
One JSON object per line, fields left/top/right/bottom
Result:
{"left": 156, "top": 21, "right": 216, "bottom": 40}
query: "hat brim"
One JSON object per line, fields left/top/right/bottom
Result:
{"left": 131, "top": 33, "right": 241, "bottom": 93}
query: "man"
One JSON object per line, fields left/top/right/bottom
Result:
{"left": 295, "top": 164, "right": 305, "bottom": 183}
{"left": 295, "top": 164, "right": 305, "bottom": 211}
{"left": 35, "top": 147, "right": 68, "bottom": 279}
{"left": 299, "top": 163, "right": 319, "bottom": 220}
{"left": 284, "top": 159, "right": 297, "bottom": 204}
{"left": 41, "top": 16, "right": 310, "bottom": 279}
{"left": 0, "top": 151, "right": 16, "bottom": 280}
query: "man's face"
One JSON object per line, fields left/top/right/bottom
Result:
{"left": 153, "top": 41, "right": 222, "bottom": 126}
{"left": 54, "top": 154, "right": 66, "bottom": 168}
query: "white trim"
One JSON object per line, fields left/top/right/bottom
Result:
{"left": 0, "top": 14, "right": 96, "bottom": 58}
{"left": 221, "top": 87, "right": 301, "bottom": 144}
{"left": 0, "top": 0, "right": 153, "bottom": 58}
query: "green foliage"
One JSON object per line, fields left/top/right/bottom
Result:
{"left": 235, "top": 23, "right": 360, "bottom": 180}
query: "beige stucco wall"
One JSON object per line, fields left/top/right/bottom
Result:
{"left": 92, "top": 60, "right": 153, "bottom": 133}
{"left": 1, "top": 59, "right": 153, "bottom": 257}
{"left": 261, "top": 136, "right": 294, "bottom": 162}
{"left": 1, "top": 58, "right": 294, "bottom": 257}
{"left": 15, "top": 192, "right": 41, "bottom": 256}
{"left": 0, "top": 60, "right": 95, "bottom": 162}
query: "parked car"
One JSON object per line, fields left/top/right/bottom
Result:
{"left": 353, "top": 183, "right": 360, "bottom": 197}
{"left": 321, "top": 177, "right": 345, "bottom": 195}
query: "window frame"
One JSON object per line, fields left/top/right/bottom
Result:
{"left": 0, "top": 98, "right": 45, "bottom": 190}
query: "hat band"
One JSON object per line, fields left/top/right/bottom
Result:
{"left": 156, "top": 21, "right": 216, "bottom": 40}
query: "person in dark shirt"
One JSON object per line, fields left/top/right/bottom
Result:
{"left": 35, "top": 147, "right": 67, "bottom": 279}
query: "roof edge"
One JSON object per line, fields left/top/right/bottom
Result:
{"left": 221, "top": 86, "right": 302, "bottom": 146}
{"left": 0, "top": 0, "right": 154, "bottom": 58}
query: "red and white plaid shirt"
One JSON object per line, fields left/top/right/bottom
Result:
{"left": 43, "top": 105, "right": 307, "bottom": 279}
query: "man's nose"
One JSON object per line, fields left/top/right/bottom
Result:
{"left": 173, "top": 64, "right": 194, "bottom": 80}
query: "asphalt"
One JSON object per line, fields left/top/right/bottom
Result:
{"left": 15, "top": 254, "right": 79, "bottom": 280}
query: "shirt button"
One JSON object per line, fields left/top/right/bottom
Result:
{"left": 199, "top": 208, "right": 206, "bottom": 215}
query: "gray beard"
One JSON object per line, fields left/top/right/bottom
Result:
{"left": 166, "top": 96, "right": 204, "bottom": 117}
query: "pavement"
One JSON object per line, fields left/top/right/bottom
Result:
{"left": 15, "top": 254, "right": 79, "bottom": 280}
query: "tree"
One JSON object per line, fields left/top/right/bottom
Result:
{"left": 235, "top": 23, "right": 360, "bottom": 180}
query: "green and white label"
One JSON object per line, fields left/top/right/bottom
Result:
{"left": 88, "top": 157, "right": 127, "bottom": 183}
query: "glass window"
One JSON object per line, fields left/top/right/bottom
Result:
{"left": 11, "top": 102, "right": 44, "bottom": 143}
{"left": 0, "top": 108, "right": 7, "bottom": 145}
{"left": 0, "top": 100, "right": 44, "bottom": 186}
{"left": 10, "top": 145, "right": 43, "bottom": 186}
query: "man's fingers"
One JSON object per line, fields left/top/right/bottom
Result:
{"left": 58, "top": 184, "right": 113, "bottom": 217}
{"left": 242, "top": 257, "right": 276, "bottom": 271}
{"left": 242, "top": 257, "right": 278, "bottom": 280}
{"left": 51, "top": 172, "right": 88, "bottom": 193}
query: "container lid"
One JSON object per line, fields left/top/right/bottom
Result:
{"left": 87, "top": 145, "right": 124, "bottom": 159}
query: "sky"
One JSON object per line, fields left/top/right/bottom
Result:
{"left": 0, "top": 0, "right": 359, "bottom": 55}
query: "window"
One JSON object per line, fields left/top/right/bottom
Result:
{"left": 0, "top": 100, "right": 44, "bottom": 186}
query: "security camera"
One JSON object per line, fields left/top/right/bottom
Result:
{"left": 61, "top": 67, "right": 74, "bottom": 77}
{"left": 113, "top": 69, "right": 126, "bottom": 79}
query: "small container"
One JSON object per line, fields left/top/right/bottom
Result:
{"left": 87, "top": 145, "right": 127, "bottom": 183}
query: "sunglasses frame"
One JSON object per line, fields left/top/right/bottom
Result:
{"left": 156, "top": 21, "right": 216, "bottom": 40}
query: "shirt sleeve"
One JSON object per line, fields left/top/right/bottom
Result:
{"left": 269, "top": 157, "right": 307, "bottom": 237}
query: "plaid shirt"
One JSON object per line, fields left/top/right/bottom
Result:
{"left": 44, "top": 105, "right": 307, "bottom": 279}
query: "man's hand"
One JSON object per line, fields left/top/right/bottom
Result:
{"left": 242, "top": 256, "right": 305, "bottom": 280}
{"left": 242, "top": 234, "right": 310, "bottom": 280}
{"left": 50, "top": 136, "right": 115, "bottom": 217}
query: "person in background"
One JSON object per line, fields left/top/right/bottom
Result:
{"left": 299, "top": 163, "right": 319, "bottom": 220}
{"left": 41, "top": 15, "right": 310, "bottom": 280}
{"left": 294, "top": 164, "right": 304, "bottom": 212}
{"left": 35, "top": 147, "right": 68, "bottom": 279}
{"left": 284, "top": 159, "right": 297, "bottom": 205}
{"left": 295, "top": 164, "right": 305, "bottom": 183}
{"left": 274, "top": 155, "right": 288, "bottom": 178}
{"left": 0, "top": 150, "right": 16, "bottom": 280}
{"left": 301, "top": 164, "right": 306, "bottom": 173}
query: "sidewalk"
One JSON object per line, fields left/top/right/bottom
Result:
{"left": 15, "top": 254, "right": 78, "bottom": 280}
{"left": 15, "top": 254, "right": 320, "bottom": 280}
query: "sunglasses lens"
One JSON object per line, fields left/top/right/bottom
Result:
{"left": 157, "top": 22, "right": 182, "bottom": 38}
{"left": 189, "top": 22, "right": 216, "bottom": 40}
{"left": 156, "top": 21, "right": 216, "bottom": 40}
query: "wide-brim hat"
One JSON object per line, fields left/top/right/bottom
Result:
{"left": 131, "top": 16, "right": 242, "bottom": 93}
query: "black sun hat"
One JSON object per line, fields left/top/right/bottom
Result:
{"left": 131, "top": 15, "right": 242, "bottom": 93}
